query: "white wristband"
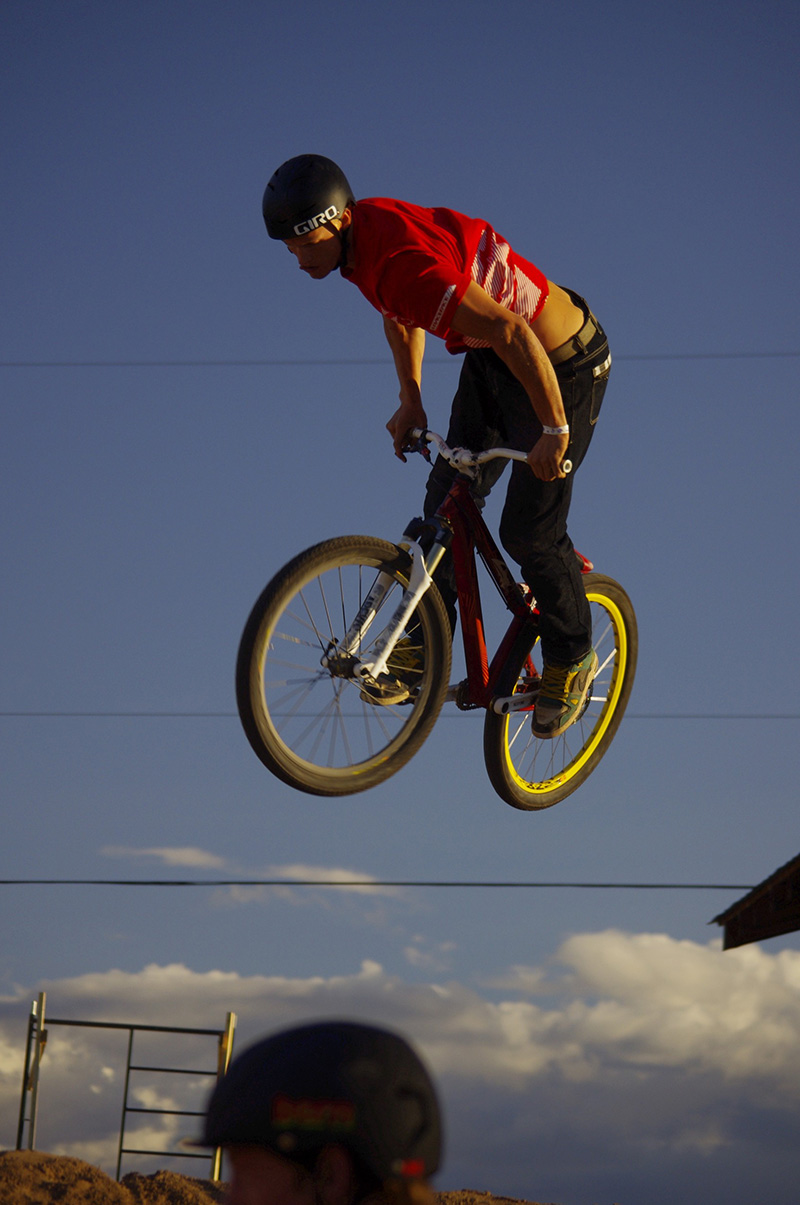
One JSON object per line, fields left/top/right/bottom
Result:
{"left": 542, "top": 424, "right": 569, "bottom": 435}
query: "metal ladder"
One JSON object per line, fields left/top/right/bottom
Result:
{"left": 17, "top": 991, "right": 237, "bottom": 1181}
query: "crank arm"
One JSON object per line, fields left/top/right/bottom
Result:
{"left": 491, "top": 690, "right": 538, "bottom": 715}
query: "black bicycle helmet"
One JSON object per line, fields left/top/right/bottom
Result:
{"left": 262, "top": 155, "right": 356, "bottom": 240}
{"left": 200, "top": 1020, "right": 442, "bottom": 1182}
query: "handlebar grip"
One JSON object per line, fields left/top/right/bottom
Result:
{"left": 410, "top": 429, "right": 572, "bottom": 474}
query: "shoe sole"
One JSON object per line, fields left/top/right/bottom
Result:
{"left": 359, "top": 680, "right": 412, "bottom": 706}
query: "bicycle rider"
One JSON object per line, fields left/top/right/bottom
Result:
{"left": 197, "top": 1019, "right": 441, "bottom": 1205}
{"left": 261, "top": 155, "right": 612, "bottom": 738}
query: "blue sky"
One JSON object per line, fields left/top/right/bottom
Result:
{"left": 1, "top": 3, "right": 799, "bottom": 1203}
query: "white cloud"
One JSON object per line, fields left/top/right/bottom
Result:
{"left": 49, "top": 1135, "right": 121, "bottom": 1169}
{"left": 404, "top": 936, "right": 457, "bottom": 971}
{"left": 552, "top": 930, "right": 800, "bottom": 1084}
{"left": 3, "top": 934, "right": 800, "bottom": 1204}
{"left": 213, "top": 864, "right": 408, "bottom": 912}
{"left": 101, "top": 846, "right": 229, "bottom": 869}
{"left": 98, "top": 850, "right": 407, "bottom": 903}
{"left": 266, "top": 864, "right": 405, "bottom": 897}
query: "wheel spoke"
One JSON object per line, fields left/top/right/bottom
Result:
{"left": 237, "top": 538, "right": 450, "bottom": 794}
{"left": 484, "top": 574, "right": 637, "bottom": 809}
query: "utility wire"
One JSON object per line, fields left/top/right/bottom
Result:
{"left": 0, "top": 711, "right": 798, "bottom": 720}
{"left": 0, "top": 878, "right": 754, "bottom": 890}
{"left": 1, "top": 352, "right": 798, "bottom": 368}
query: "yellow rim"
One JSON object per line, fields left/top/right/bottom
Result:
{"left": 504, "top": 588, "right": 629, "bottom": 795}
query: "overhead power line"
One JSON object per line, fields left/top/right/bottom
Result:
{"left": 1, "top": 351, "right": 798, "bottom": 368}
{"left": 0, "top": 878, "right": 753, "bottom": 890}
{"left": 1, "top": 710, "right": 798, "bottom": 720}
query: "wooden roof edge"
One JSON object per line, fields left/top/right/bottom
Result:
{"left": 712, "top": 851, "right": 800, "bottom": 926}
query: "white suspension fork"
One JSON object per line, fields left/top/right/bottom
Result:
{"left": 353, "top": 540, "right": 440, "bottom": 682}
{"left": 324, "top": 539, "right": 445, "bottom": 682}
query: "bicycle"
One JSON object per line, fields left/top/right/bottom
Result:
{"left": 236, "top": 429, "right": 637, "bottom": 809}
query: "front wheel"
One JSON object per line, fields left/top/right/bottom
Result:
{"left": 236, "top": 536, "right": 451, "bottom": 796}
{"left": 484, "top": 573, "right": 637, "bottom": 810}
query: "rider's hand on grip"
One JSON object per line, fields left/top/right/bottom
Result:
{"left": 527, "top": 432, "right": 571, "bottom": 481}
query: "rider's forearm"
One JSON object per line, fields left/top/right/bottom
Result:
{"left": 383, "top": 316, "right": 426, "bottom": 408}
{"left": 450, "top": 284, "right": 569, "bottom": 480}
{"left": 490, "top": 318, "right": 567, "bottom": 428}
{"left": 383, "top": 318, "right": 428, "bottom": 459}
{"left": 450, "top": 282, "right": 566, "bottom": 427}
{"left": 494, "top": 325, "right": 570, "bottom": 479}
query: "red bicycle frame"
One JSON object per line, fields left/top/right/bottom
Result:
{"left": 434, "top": 476, "right": 593, "bottom": 711}
{"left": 435, "top": 478, "right": 537, "bottom": 710}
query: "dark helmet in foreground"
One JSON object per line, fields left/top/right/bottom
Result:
{"left": 201, "top": 1019, "right": 442, "bottom": 1183}
{"left": 262, "top": 155, "right": 356, "bottom": 240}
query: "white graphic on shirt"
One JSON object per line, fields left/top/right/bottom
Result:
{"left": 457, "top": 227, "right": 544, "bottom": 348}
{"left": 430, "top": 284, "right": 456, "bottom": 332}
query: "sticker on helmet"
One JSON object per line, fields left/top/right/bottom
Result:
{"left": 293, "top": 206, "right": 339, "bottom": 236}
{"left": 272, "top": 1093, "right": 356, "bottom": 1131}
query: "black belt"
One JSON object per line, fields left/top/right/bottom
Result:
{"left": 549, "top": 311, "right": 600, "bottom": 366}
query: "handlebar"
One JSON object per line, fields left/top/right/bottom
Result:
{"left": 409, "top": 428, "right": 572, "bottom": 475}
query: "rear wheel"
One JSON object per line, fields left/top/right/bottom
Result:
{"left": 236, "top": 536, "right": 451, "bottom": 796}
{"left": 484, "top": 574, "right": 637, "bottom": 809}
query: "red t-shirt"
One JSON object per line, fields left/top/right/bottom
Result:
{"left": 342, "top": 197, "right": 549, "bottom": 354}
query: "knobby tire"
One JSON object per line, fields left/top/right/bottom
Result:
{"left": 484, "top": 573, "right": 637, "bottom": 809}
{"left": 236, "top": 536, "right": 451, "bottom": 796}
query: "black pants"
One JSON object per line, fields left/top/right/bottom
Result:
{"left": 423, "top": 292, "right": 610, "bottom": 665}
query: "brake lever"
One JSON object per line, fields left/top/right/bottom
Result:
{"left": 405, "top": 434, "right": 432, "bottom": 462}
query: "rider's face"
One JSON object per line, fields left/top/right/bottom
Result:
{"left": 224, "top": 1146, "right": 316, "bottom": 1205}
{"left": 285, "top": 225, "right": 340, "bottom": 278}
{"left": 224, "top": 1144, "right": 354, "bottom": 1205}
{"left": 283, "top": 211, "right": 350, "bottom": 279}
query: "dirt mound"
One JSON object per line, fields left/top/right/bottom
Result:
{"left": 0, "top": 1151, "right": 131, "bottom": 1204}
{"left": 0, "top": 1152, "right": 554, "bottom": 1205}
{"left": 123, "top": 1169, "right": 227, "bottom": 1204}
{"left": 0, "top": 1153, "right": 225, "bottom": 1205}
